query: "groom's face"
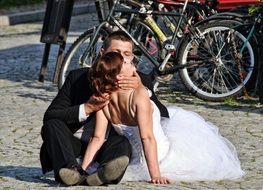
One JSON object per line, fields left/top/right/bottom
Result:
{"left": 102, "top": 39, "right": 134, "bottom": 64}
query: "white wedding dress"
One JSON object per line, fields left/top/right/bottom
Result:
{"left": 112, "top": 101, "right": 245, "bottom": 181}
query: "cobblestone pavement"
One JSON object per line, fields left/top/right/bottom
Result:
{"left": 0, "top": 14, "right": 262, "bottom": 190}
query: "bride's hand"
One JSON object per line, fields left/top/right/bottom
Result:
{"left": 150, "top": 176, "right": 171, "bottom": 184}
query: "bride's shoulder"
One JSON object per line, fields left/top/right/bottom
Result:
{"left": 134, "top": 86, "right": 148, "bottom": 94}
{"left": 133, "top": 87, "right": 151, "bottom": 102}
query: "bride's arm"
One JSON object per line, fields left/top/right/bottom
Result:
{"left": 135, "top": 88, "right": 170, "bottom": 184}
{"left": 81, "top": 109, "right": 108, "bottom": 170}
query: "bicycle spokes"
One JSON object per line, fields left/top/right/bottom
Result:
{"left": 180, "top": 25, "right": 255, "bottom": 98}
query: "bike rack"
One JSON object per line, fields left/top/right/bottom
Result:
{"left": 39, "top": 0, "right": 74, "bottom": 84}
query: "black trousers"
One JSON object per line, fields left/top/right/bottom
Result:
{"left": 40, "top": 119, "right": 132, "bottom": 183}
{"left": 257, "top": 60, "right": 263, "bottom": 104}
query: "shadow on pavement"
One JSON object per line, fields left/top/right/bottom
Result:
{"left": 0, "top": 43, "right": 53, "bottom": 83}
{"left": 0, "top": 42, "right": 70, "bottom": 88}
{"left": 0, "top": 165, "right": 58, "bottom": 187}
{"left": 158, "top": 81, "right": 263, "bottom": 115}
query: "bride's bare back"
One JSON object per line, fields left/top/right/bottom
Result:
{"left": 103, "top": 89, "right": 138, "bottom": 126}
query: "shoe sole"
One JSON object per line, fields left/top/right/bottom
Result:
{"left": 86, "top": 155, "right": 129, "bottom": 186}
{"left": 59, "top": 168, "right": 85, "bottom": 186}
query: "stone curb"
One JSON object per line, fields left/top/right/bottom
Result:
{"left": 0, "top": 3, "right": 96, "bottom": 26}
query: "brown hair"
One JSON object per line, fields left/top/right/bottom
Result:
{"left": 103, "top": 31, "right": 134, "bottom": 50}
{"left": 89, "top": 52, "right": 123, "bottom": 95}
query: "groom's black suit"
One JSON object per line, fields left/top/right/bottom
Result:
{"left": 40, "top": 68, "right": 168, "bottom": 182}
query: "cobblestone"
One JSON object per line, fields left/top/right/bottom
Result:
{"left": 0, "top": 14, "right": 262, "bottom": 190}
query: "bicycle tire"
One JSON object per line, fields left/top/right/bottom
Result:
{"left": 200, "top": 17, "right": 260, "bottom": 92}
{"left": 58, "top": 27, "right": 109, "bottom": 89}
{"left": 128, "top": 20, "right": 162, "bottom": 74}
{"left": 178, "top": 22, "right": 258, "bottom": 101}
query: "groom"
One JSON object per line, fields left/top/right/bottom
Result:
{"left": 40, "top": 31, "right": 169, "bottom": 186}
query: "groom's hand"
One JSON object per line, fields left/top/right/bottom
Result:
{"left": 84, "top": 93, "right": 110, "bottom": 115}
{"left": 117, "top": 71, "right": 142, "bottom": 90}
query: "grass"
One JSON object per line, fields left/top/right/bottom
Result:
{"left": 223, "top": 98, "right": 238, "bottom": 106}
{"left": 0, "top": 0, "right": 44, "bottom": 9}
{"left": 223, "top": 95, "right": 260, "bottom": 107}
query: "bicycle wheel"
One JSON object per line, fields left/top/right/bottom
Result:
{"left": 129, "top": 20, "right": 162, "bottom": 74}
{"left": 178, "top": 22, "right": 258, "bottom": 101}
{"left": 58, "top": 27, "right": 109, "bottom": 89}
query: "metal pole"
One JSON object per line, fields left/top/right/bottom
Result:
{"left": 53, "top": 42, "right": 66, "bottom": 84}
{"left": 39, "top": 43, "right": 51, "bottom": 82}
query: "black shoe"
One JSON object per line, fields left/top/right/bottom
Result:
{"left": 86, "top": 155, "right": 129, "bottom": 186}
{"left": 59, "top": 165, "right": 87, "bottom": 186}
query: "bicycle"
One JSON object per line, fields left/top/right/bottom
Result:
{"left": 196, "top": 4, "right": 263, "bottom": 94}
{"left": 59, "top": 0, "right": 257, "bottom": 101}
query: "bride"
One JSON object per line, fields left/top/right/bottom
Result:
{"left": 81, "top": 52, "right": 245, "bottom": 184}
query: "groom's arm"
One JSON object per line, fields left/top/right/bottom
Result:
{"left": 43, "top": 71, "right": 79, "bottom": 124}
{"left": 44, "top": 68, "right": 109, "bottom": 127}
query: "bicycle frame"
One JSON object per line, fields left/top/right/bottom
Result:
{"left": 237, "top": 13, "right": 262, "bottom": 54}
{"left": 81, "top": 0, "right": 204, "bottom": 76}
